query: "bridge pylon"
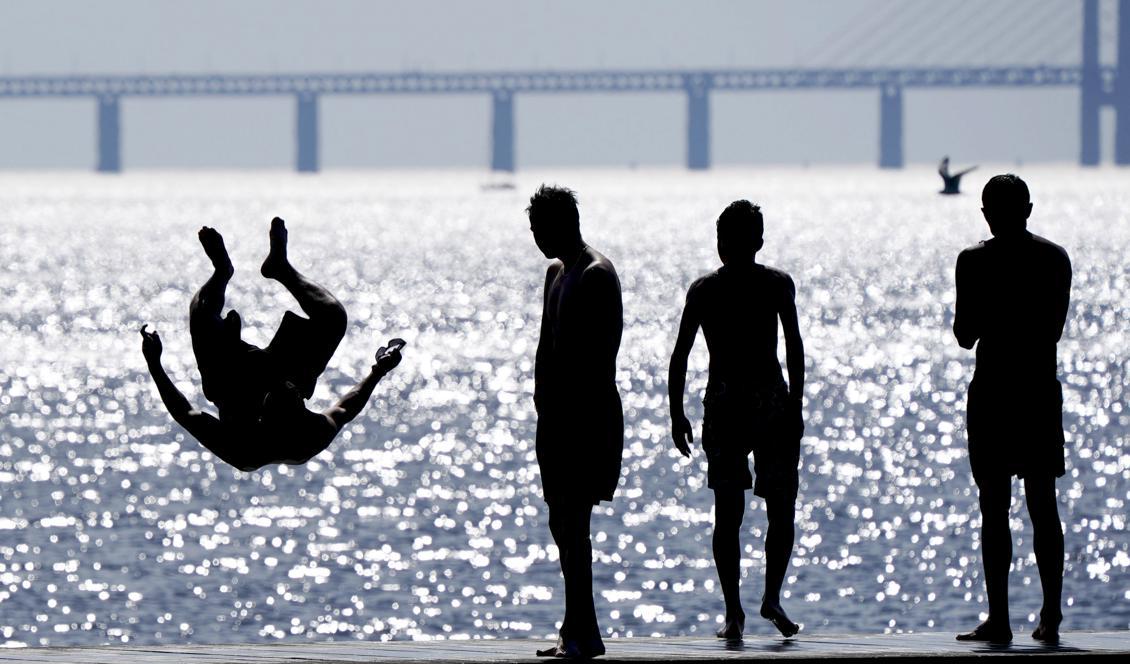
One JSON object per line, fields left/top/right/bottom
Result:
{"left": 96, "top": 96, "right": 121, "bottom": 173}
{"left": 491, "top": 91, "right": 515, "bottom": 172}
{"left": 879, "top": 84, "right": 904, "bottom": 169}
{"left": 296, "top": 93, "right": 318, "bottom": 173}
{"left": 1116, "top": 0, "right": 1130, "bottom": 164}
{"left": 686, "top": 76, "right": 711, "bottom": 170}
{"left": 1081, "top": 0, "right": 1101, "bottom": 165}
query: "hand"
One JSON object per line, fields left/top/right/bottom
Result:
{"left": 140, "top": 324, "right": 163, "bottom": 362}
{"left": 671, "top": 412, "right": 693, "bottom": 457}
{"left": 373, "top": 343, "right": 403, "bottom": 375}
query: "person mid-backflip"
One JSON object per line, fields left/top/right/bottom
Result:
{"left": 669, "top": 200, "right": 805, "bottom": 640}
{"left": 953, "top": 174, "right": 1071, "bottom": 644}
{"left": 140, "top": 217, "right": 403, "bottom": 471}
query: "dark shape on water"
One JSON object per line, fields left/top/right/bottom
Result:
{"left": 939, "top": 156, "right": 977, "bottom": 195}
{"left": 669, "top": 200, "right": 805, "bottom": 640}
{"left": 953, "top": 174, "right": 1071, "bottom": 645}
{"left": 528, "top": 185, "right": 623, "bottom": 658}
{"left": 140, "top": 217, "right": 403, "bottom": 472}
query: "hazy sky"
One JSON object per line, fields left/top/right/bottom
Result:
{"left": 0, "top": 1, "right": 1119, "bottom": 169}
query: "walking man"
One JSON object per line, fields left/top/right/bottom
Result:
{"left": 669, "top": 200, "right": 804, "bottom": 639}
{"left": 954, "top": 174, "right": 1071, "bottom": 644}
{"left": 528, "top": 185, "right": 624, "bottom": 658}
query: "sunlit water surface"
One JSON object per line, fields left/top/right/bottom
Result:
{"left": 0, "top": 167, "right": 1126, "bottom": 647}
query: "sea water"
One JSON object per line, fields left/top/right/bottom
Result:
{"left": 0, "top": 167, "right": 1126, "bottom": 647}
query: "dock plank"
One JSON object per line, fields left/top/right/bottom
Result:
{"left": 7, "top": 631, "right": 1129, "bottom": 663}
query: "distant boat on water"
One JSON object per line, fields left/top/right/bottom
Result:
{"left": 481, "top": 181, "right": 516, "bottom": 192}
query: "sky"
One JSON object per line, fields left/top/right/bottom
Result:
{"left": 0, "top": 0, "right": 1120, "bottom": 169}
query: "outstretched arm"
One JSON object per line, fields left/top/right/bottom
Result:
{"left": 140, "top": 325, "right": 228, "bottom": 457}
{"left": 668, "top": 288, "right": 700, "bottom": 457}
{"left": 323, "top": 344, "right": 402, "bottom": 431}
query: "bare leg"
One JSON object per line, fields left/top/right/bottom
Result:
{"left": 761, "top": 495, "right": 800, "bottom": 637}
{"left": 713, "top": 488, "right": 746, "bottom": 639}
{"left": 1024, "top": 475, "right": 1063, "bottom": 643}
{"left": 189, "top": 227, "right": 238, "bottom": 404}
{"left": 540, "top": 500, "right": 603, "bottom": 658}
{"left": 261, "top": 217, "right": 346, "bottom": 328}
{"left": 191, "top": 226, "right": 233, "bottom": 321}
{"left": 957, "top": 474, "right": 1014, "bottom": 643}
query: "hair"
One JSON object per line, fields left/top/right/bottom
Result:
{"left": 716, "top": 200, "right": 764, "bottom": 255}
{"left": 526, "top": 184, "right": 580, "bottom": 235}
{"left": 982, "top": 173, "right": 1030, "bottom": 212}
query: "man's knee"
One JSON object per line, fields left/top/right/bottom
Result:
{"left": 1023, "top": 475, "right": 1061, "bottom": 521}
{"left": 976, "top": 474, "right": 1012, "bottom": 513}
{"left": 713, "top": 489, "right": 746, "bottom": 527}
{"left": 764, "top": 496, "right": 795, "bottom": 529}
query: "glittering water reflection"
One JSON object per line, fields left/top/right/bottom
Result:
{"left": 0, "top": 168, "right": 1126, "bottom": 646}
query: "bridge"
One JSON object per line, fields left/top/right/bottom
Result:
{"left": 0, "top": 0, "right": 1126, "bottom": 172}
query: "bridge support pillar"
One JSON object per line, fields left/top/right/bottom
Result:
{"left": 1081, "top": 0, "right": 1101, "bottom": 165}
{"left": 97, "top": 96, "right": 121, "bottom": 173}
{"left": 686, "top": 80, "right": 710, "bottom": 170}
{"left": 879, "top": 84, "right": 903, "bottom": 169}
{"left": 491, "top": 91, "right": 515, "bottom": 172}
{"left": 296, "top": 93, "right": 319, "bottom": 173}
{"left": 1116, "top": 0, "right": 1130, "bottom": 165}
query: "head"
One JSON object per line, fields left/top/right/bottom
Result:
{"left": 716, "top": 200, "right": 764, "bottom": 265}
{"left": 981, "top": 173, "right": 1032, "bottom": 237}
{"left": 527, "top": 184, "right": 582, "bottom": 259}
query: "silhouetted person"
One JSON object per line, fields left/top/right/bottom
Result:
{"left": 528, "top": 185, "right": 623, "bottom": 658}
{"left": 141, "top": 217, "right": 403, "bottom": 471}
{"left": 939, "top": 156, "right": 977, "bottom": 195}
{"left": 669, "top": 201, "right": 805, "bottom": 639}
{"left": 953, "top": 174, "right": 1071, "bottom": 644}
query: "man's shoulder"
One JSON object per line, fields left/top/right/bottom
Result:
{"left": 957, "top": 241, "right": 990, "bottom": 268}
{"left": 757, "top": 263, "right": 794, "bottom": 283}
{"left": 580, "top": 247, "right": 621, "bottom": 290}
{"left": 583, "top": 246, "right": 617, "bottom": 273}
{"left": 959, "top": 240, "right": 990, "bottom": 258}
{"left": 1029, "top": 233, "right": 1070, "bottom": 262}
{"left": 686, "top": 268, "right": 725, "bottom": 296}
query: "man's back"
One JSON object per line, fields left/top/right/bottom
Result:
{"left": 955, "top": 231, "right": 1071, "bottom": 382}
{"left": 689, "top": 263, "right": 794, "bottom": 390}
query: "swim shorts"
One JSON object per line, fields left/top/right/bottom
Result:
{"left": 701, "top": 380, "right": 801, "bottom": 500}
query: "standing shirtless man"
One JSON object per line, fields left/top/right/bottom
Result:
{"left": 669, "top": 200, "right": 804, "bottom": 639}
{"left": 954, "top": 174, "right": 1071, "bottom": 644}
{"left": 528, "top": 185, "right": 624, "bottom": 658}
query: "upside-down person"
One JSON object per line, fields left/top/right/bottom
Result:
{"left": 140, "top": 217, "right": 403, "bottom": 471}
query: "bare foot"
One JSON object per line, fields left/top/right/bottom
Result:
{"left": 1032, "top": 612, "right": 1061, "bottom": 644}
{"left": 198, "top": 226, "right": 233, "bottom": 277}
{"left": 760, "top": 602, "right": 800, "bottom": 638}
{"left": 535, "top": 637, "right": 583, "bottom": 658}
{"left": 260, "top": 216, "right": 292, "bottom": 280}
{"left": 715, "top": 611, "right": 744, "bottom": 639}
{"left": 956, "top": 619, "right": 1013, "bottom": 644}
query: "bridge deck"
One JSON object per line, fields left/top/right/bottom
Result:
{"left": 5, "top": 631, "right": 1128, "bottom": 663}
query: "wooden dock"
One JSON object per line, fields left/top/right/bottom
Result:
{"left": 5, "top": 631, "right": 1128, "bottom": 663}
